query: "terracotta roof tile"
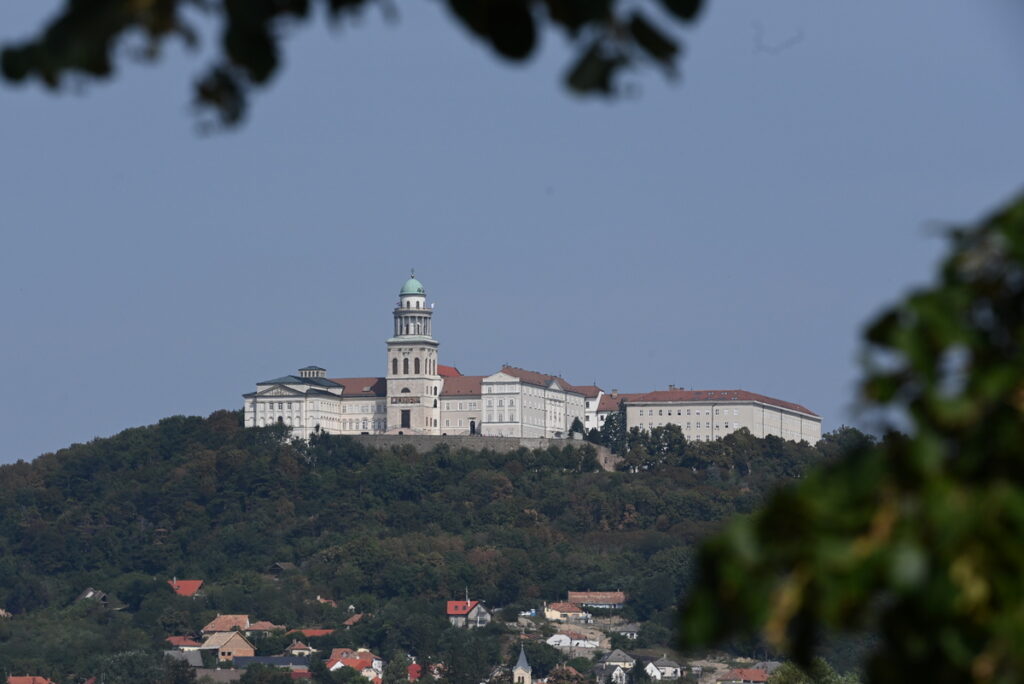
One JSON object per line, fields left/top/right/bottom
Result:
{"left": 289, "top": 628, "right": 334, "bottom": 638}
{"left": 716, "top": 669, "right": 769, "bottom": 683}
{"left": 446, "top": 600, "right": 479, "bottom": 615}
{"left": 626, "top": 389, "right": 818, "bottom": 417}
{"left": 568, "top": 591, "right": 627, "bottom": 605}
{"left": 441, "top": 376, "right": 484, "bottom": 397}
{"left": 438, "top": 365, "right": 462, "bottom": 377}
{"left": 328, "top": 377, "right": 387, "bottom": 398}
{"left": 547, "top": 602, "right": 584, "bottom": 613}
{"left": 168, "top": 579, "right": 204, "bottom": 597}
{"left": 166, "top": 635, "right": 203, "bottom": 648}
{"left": 202, "top": 614, "right": 250, "bottom": 633}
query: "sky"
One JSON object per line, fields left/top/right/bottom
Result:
{"left": 2, "top": 1, "right": 1024, "bottom": 463}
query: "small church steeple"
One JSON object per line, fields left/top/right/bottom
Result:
{"left": 513, "top": 646, "right": 532, "bottom": 684}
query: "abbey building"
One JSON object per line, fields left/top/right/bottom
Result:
{"left": 243, "top": 274, "right": 822, "bottom": 443}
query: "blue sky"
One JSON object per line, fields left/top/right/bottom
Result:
{"left": 2, "top": 1, "right": 1024, "bottom": 463}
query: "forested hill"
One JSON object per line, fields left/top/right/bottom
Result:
{"left": 0, "top": 411, "right": 870, "bottom": 675}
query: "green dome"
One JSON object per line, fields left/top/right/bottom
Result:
{"left": 400, "top": 274, "right": 425, "bottom": 296}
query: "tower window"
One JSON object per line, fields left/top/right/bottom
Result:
{"left": 392, "top": 358, "right": 398, "bottom": 375}
{"left": 403, "top": 358, "right": 409, "bottom": 374}
{"left": 415, "top": 358, "right": 421, "bottom": 374}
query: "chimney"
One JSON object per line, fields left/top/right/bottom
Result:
{"left": 668, "top": 384, "right": 676, "bottom": 391}
{"left": 611, "top": 389, "right": 618, "bottom": 398}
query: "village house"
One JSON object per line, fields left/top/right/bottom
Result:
{"left": 446, "top": 599, "right": 491, "bottom": 628}
{"left": 7, "top": 678, "right": 57, "bottom": 684}
{"left": 326, "top": 647, "right": 384, "bottom": 680}
{"left": 166, "top": 635, "right": 203, "bottom": 650}
{"left": 201, "top": 614, "right": 284, "bottom": 636}
{"left": 567, "top": 591, "right": 627, "bottom": 610}
{"left": 716, "top": 669, "right": 769, "bottom": 684}
{"left": 285, "top": 639, "right": 315, "bottom": 656}
{"left": 167, "top": 578, "right": 204, "bottom": 597}
{"left": 545, "top": 631, "right": 600, "bottom": 650}
{"left": 644, "top": 656, "right": 682, "bottom": 680}
{"left": 598, "top": 649, "right": 636, "bottom": 670}
{"left": 593, "top": 663, "right": 628, "bottom": 684}
{"left": 233, "top": 655, "right": 310, "bottom": 671}
{"left": 542, "top": 601, "right": 591, "bottom": 623}
{"left": 200, "top": 631, "right": 256, "bottom": 662}
{"left": 165, "top": 650, "right": 204, "bottom": 668}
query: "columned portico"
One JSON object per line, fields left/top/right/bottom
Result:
{"left": 386, "top": 272, "right": 442, "bottom": 434}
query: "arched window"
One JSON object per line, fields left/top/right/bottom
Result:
{"left": 392, "top": 358, "right": 398, "bottom": 375}
{"left": 403, "top": 358, "right": 409, "bottom": 374}
{"left": 433, "top": 399, "right": 438, "bottom": 407}
{"left": 415, "top": 358, "right": 421, "bottom": 374}
{"left": 401, "top": 387, "right": 411, "bottom": 393}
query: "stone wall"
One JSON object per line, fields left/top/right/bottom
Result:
{"left": 351, "top": 435, "right": 619, "bottom": 471}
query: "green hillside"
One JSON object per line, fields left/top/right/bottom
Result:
{"left": 0, "top": 411, "right": 866, "bottom": 678}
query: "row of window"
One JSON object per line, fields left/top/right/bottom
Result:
{"left": 392, "top": 357, "right": 437, "bottom": 375}
{"left": 640, "top": 407, "right": 741, "bottom": 417}
{"left": 645, "top": 422, "right": 736, "bottom": 430}
{"left": 486, "top": 412, "right": 517, "bottom": 423}
{"left": 485, "top": 398, "right": 515, "bottom": 408}
{"left": 443, "top": 401, "right": 479, "bottom": 411}
{"left": 444, "top": 418, "right": 478, "bottom": 428}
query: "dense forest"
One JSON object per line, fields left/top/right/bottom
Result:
{"left": 0, "top": 411, "right": 870, "bottom": 679}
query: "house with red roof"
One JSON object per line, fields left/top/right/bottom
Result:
{"left": 543, "top": 601, "right": 591, "bottom": 623}
{"left": 567, "top": 591, "right": 627, "bottom": 610}
{"left": 168, "top": 578, "right": 204, "bottom": 597}
{"left": 326, "top": 648, "right": 383, "bottom": 680}
{"left": 446, "top": 598, "right": 491, "bottom": 628}
{"left": 716, "top": 669, "right": 769, "bottom": 683}
{"left": 7, "top": 677, "right": 57, "bottom": 684}
{"left": 166, "top": 635, "right": 204, "bottom": 650}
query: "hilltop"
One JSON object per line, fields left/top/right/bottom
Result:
{"left": 0, "top": 411, "right": 868, "bottom": 678}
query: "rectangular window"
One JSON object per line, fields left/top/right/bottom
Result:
{"left": 658, "top": 409, "right": 663, "bottom": 416}
{"left": 509, "top": 412, "right": 516, "bottom": 422}
{"left": 445, "top": 419, "right": 450, "bottom": 427}
{"left": 687, "top": 409, "right": 691, "bottom": 415}
{"left": 734, "top": 409, "right": 739, "bottom": 416}
{"left": 715, "top": 409, "right": 719, "bottom": 415}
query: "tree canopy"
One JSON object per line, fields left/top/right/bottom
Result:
{"left": 1, "top": 0, "right": 704, "bottom": 126}
{"left": 680, "top": 194, "right": 1024, "bottom": 683}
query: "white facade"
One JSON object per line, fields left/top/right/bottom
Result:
{"left": 243, "top": 275, "right": 821, "bottom": 444}
{"left": 609, "top": 389, "right": 821, "bottom": 444}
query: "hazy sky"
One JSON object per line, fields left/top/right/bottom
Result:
{"left": 3, "top": 1, "right": 1024, "bottom": 463}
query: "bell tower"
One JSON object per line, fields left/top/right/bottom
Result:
{"left": 386, "top": 271, "right": 441, "bottom": 434}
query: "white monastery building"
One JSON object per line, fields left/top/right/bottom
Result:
{"left": 243, "top": 274, "right": 822, "bottom": 444}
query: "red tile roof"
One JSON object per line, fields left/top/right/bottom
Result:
{"left": 624, "top": 389, "right": 818, "bottom": 417}
{"left": 547, "top": 601, "right": 584, "bottom": 614}
{"left": 571, "top": 385, "right": 603, "bottom": 398}
{"left": 567, "top": 591, "right": 627, "bottom": 605}
{"left": 343, "top": 613, "right": 365, "bottom": 626}
{"left": 501, "top": 366, "right": 577, "bottom": 392}
{"left": 716, "top": 669, "right": 769, "bottom": 683}
{"left": 328, "top": 377, "right": 387, "bottom": 398}
{"left": 290, "top": 628, "right": 335, "bottom": 638}
{"left": 247, "top": 620, "right": 285, "bottom": 632}
{"left": 7, "top": 678, "right": 57, "bottom": 684}
{"left": 438, "top": 365, "right": 462, "bottom": 377}
{"left": 166, "top": 635, "right": 203, "bottom": 648}
{"left": 440, "top": 376, "right": 484, "bottom": 397}
{"left": 597, "top": 394, "right": 636, "bottom": 412}
{"left": 446, "top": 600, "right": 479, "bottom": 615}
{"left": 202, "top": 614, "right": 250, "bottom": 633}
{"left": 168, "top": 579, "right": 204, "bottom": 597}
{"left": 408, "top": 664, "right": 422, "bottom": 681}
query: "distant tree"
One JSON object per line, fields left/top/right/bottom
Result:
{"left": 383, "top": 653, "right": 412, "bottom": 684}
{"left": 599, "top": 409, "right": 628, "bottom": 454}
{"left": 768, "top": 659, "right": 861, "bottom": 684}
{"left": 570, "top": 418, "right": 586, "bottom": 437}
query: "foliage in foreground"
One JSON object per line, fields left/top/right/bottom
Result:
{"left": 681, "top": 194, "right": 1024, "bottom": 683}
{"left": 1, "top": 0, "right": 705, "bottom": 126}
